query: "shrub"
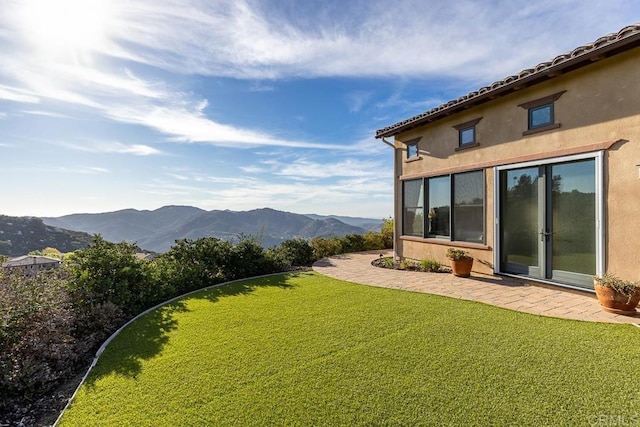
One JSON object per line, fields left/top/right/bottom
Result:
{"left": 339, "top": 234, "right": 367, "bottom": 253}
{"left": 227, "top": 236, "right": 277, "bottom": 280}
{"left": 0, "top": 269, "right": 78, "bottom": 406}
{"left": 399, "top": 259, "right": 417, "bottom": 270}
{"left": 267, "top": 238, "right": 315, "bottom": 268}
{"left": 419, "top": 258, "right": 443, "bottom": 272}
{"left": 158, "top": 237, "right": 233, "bottom": 293}
{"left": 362, "top": 231, "right": 385, "bottom": 251}
{"left": 381, "top": 218, "right": 394, "bottom": 249}
{"left": 311, "top": 237, "right": 342, "bottom": 259}
{"left": 67, "top": 235, "right": 151, "bottom": 317}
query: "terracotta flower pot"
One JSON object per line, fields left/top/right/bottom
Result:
{"left": 594, "top": 284, "right": 640, "bottom": 315}
{"left": 450, "top": 258, "right": 473, "bottom": 278}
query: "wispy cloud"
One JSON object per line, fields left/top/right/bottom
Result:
{"left": 346, "top": 91, "right": 374, "bottom": 113}
{"left": 22, "top": 110, "right": 69, "bottom": 118}
{"left": 143, "top": 172, "right": 393, "bottom": 215}
{"left": 1, "top": 0, "right": 637, "bottom": 153}
{"left": 0, "top": 84, "right": 39, "bottom": 104}
{"left": 240, "top": 157, "right": 387, "bottom": 179}
{"left": 71, "top": 0, "right": 638, "bottom": 81}
{"left": 53, "top": 166, "right": 110, "bottom": 175}
{"left": 54, "top": 140, "right": 164, "bottom": 156}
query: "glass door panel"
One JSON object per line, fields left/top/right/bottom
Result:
{"left": 500, "top": 167, "right": 542, "bottom": 277}
{"left": 549, "top": 159, "right": 596, "bottom": 287}
{"left": 499, "top": 158, "right": 597, "bottom": 289}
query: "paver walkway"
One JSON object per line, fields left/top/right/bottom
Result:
{"left": 313, "top": 250, "right": 640, "bottom": 325}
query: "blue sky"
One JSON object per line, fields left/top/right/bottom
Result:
{"left": 1, "top": 0, "right": 639, "bottom": 218}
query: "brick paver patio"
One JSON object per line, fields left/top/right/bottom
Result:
{"left": 312, "top": 250, "right": 640, "bottom": 325}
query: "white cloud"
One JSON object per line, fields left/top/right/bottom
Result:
{"left": 239, "top": 157, "right": 386, "bottom": 179}
{"left": 55, "top": 140, "right": 163, "bottom": 156}
{"left": 0, "top": 84, "right": 39, "bottom": 104}
{"left": 53, "top": 166, "right": 110, "bottom": 174}
{"left": 22, "top": 110, "right": 69, "bottom": 118}
{"left": 2, "top": 0, "right": 638, "bottom": 153}
{"left": 346, "top": 91, "right": 374, "bottom": 113}
{"left": 143, "top": 172, "right": 393, "bottom": 216}
{"left": 61, "top": 0, "right": 638, "bottom": 82}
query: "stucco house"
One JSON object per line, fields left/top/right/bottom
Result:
{"left": 2, "top": 255, "right": 62, "bottom": 275}
{"left": 375, "top": 24, "right": 640, "bottom": 291}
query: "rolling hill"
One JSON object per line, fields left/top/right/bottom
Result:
{"left": 0, "top": 215, "right": 94, "bottom": 256}
{"left": 43, "top": 206, "right": 374, "bottom": 252}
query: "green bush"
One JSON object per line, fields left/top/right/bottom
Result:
{"left": 267, "top": 238, "right": 315, "bottom": 268}
{"left": 419, "top": 258, "right": 443, "bottom": 272}
{"left": 339, "top": 234, "right": 367, "bottom": 253}
{"left": 381, "top": 218, "right": 394, "bottom": 249}
{"left": 67, "top": 236, "right": 152, "bottom": 317}
{"left": 311, "top": 237, "right": 342, "bottom": 259}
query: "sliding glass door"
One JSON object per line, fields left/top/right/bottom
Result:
{"left": 499, "top": 157, "right": 598, "bottom": 289}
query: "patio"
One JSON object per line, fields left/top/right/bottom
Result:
{"left": 313, "top": 250, "right": 640, "bottom": 325}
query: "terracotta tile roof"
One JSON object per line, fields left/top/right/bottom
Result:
{"left": 376, "top": 23, "right": 640, "bottom": 139}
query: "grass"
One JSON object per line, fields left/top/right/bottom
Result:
{"left": 59, "top": 272, "right": 640, "bottom": 426}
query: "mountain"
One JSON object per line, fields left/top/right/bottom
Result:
{"left": 304, "top": 214, "right": 385, "bottom": 232}
{"left": 43, "top": 206, "right": 369, "bottom": 253}
{"left": 0, "top": 215, "right": 94, "bottom": 256}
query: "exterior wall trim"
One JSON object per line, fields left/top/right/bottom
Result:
{"left": 399, "top": 139, "right": 621, "bottom": 180}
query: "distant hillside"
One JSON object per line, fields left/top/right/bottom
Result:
{"left": 304, "top": 214, "right": 385, "bottom": 232}
{"left": 43, "top": 206, "right": 368, "bottom": 253}
{"left": 0, "top": 215, "right": 94, "bottom": 256}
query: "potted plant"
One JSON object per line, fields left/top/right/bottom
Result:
{"left": 593, "top": 273, "right": 640, "bottom": 315}
{"left": 446, "top": 248, "right": 474, "bottom": 278}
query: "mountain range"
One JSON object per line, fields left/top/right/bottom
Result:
{"left": 42, "top": 206, "right": 383, "bottom": 253}
{"left": 0, "top": 215, "right": 93, "bottom": 257}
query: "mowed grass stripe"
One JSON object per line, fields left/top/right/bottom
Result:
{"left": 59, "top": 272, "right": 640, "bottom": 426}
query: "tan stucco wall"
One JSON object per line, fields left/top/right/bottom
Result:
{"left": 393, "top": 47, "right": 640, "bottom": 281}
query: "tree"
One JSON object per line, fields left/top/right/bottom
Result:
{"left": 380, "top": 218, "right": 394, "bottom": 249}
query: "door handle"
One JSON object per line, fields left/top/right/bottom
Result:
{"left": 539, "top": 229, "right": 552, "bottom": 241}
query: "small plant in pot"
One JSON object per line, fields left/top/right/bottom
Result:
{"left": 446, "top": 248, "right": 474, "bottom": 278}
{"left": 593, "top": 273, "right": 640, "bottom": 315}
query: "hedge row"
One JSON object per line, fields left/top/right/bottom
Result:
{"left": 0, "top": 222, "right": 392, "bottom": 411}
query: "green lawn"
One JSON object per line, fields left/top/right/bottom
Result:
{"left": 59, "top": 272, "right": 640, "bottom": 426}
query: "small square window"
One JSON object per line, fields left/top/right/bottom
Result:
{"left": 453, "top": 117, "right": 481, "bottom": 150}
{"left": 459, "top": 127, "right": 475, "bottom": 146}
{"left": 407, "top": 142, "right": 418, "bottom": 159}
{"left": 529, "top": 103, "right": 553, "bottom": 129}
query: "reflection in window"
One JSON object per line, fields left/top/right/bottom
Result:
{"left": 529, "top": 103, "right": 553, "bottom": 129}
{"left": 453, "top": 171, "right": 484, "bottom": 243}
{"left": 428, "top": 176, "right": 450, "bottom": 238}
{"left": 403, "top": 179, "right": 424, "bottom": 236}
{"left": 407, "top": 142, "right": 418, "bottom": 159}
{"left": 459, "top": 127, "right": 475, "bottom": 146}
{"left": 401, "top": 171, "right": 485, "bottom": 243}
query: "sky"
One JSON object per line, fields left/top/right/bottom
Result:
{"left": 1, "top": 1, "right": 639, "bottom": 218}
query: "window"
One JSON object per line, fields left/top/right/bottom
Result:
{"left": 402, "top": 170, "right": 485, "bottom": 243}
{"left": 427, "top": 176, "right": 450, "bottom": 238}
{"left": 459, "top": 127, "right": 475, "bottom": 146}
{"left": 403, "top": 179, "right": 424, "bottom": 236}
{"left": 519, "top": 90, "right": 566, "bottom": 134}
{"left": 406, "top": 140, "right": 419, "bottom": 160}
{"left": 529, "top": 103, "right": 553, "bottom": 129}
{"left": 453, "top": 117, "right": 481, "bottom": 149}
{"left": 453, "top": 171, "right": 484, "bottom": 243}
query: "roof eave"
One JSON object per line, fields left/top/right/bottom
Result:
{"left": 375, "top": 26, "right": 640, "bottom": 139}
